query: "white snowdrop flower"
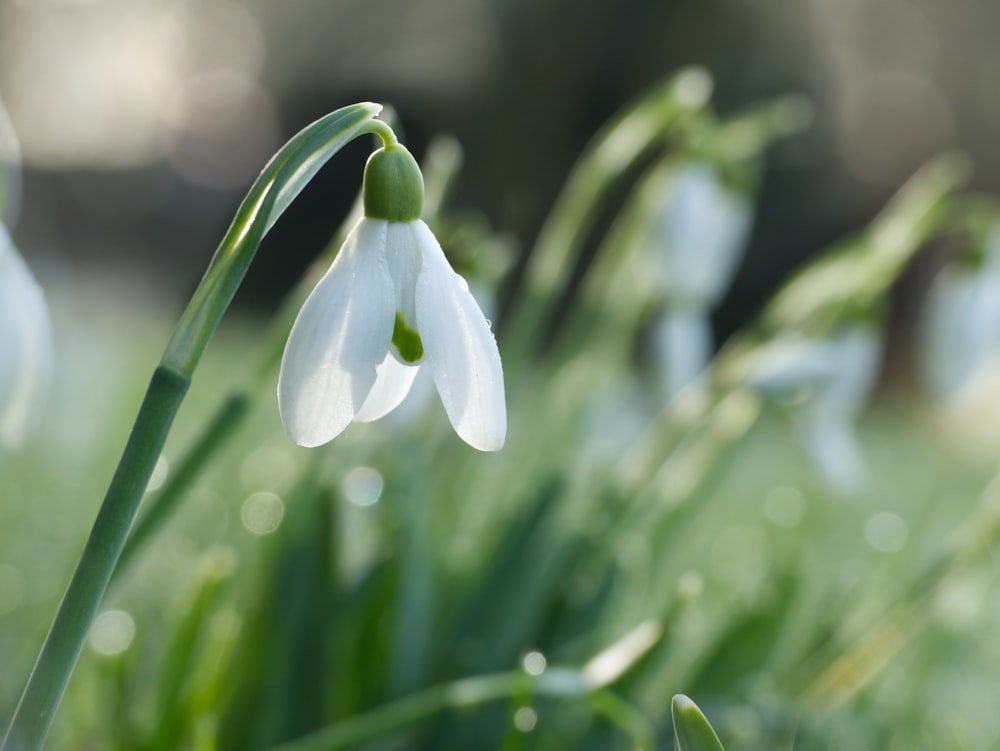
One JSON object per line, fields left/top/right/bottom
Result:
{"left": 747, "top": 326, "right": 881, "bottom": 417}
{"left": 278, "top": 142, "right": 506, "bottom": 451}
{"left": 746, "top": 325, "right": 882, "bottom": 495}
{"left": 637, "top": 162, "right": 753, "bottom": 401}
{"left": 650, "top": 162, "right": 753, "bottom": 306}
{"left": 921, "top": 239, "right": 1000, "bottom": 400}
{"left": 0, "top": 222, "right": 53, "bottom": 448}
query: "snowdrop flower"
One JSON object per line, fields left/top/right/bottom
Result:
{"left": 648, "top": 162, "right": 753, "bottom": 307}
{"left": 278, "top": 142, "right": 506, "bottom": 451}
{"left": 746, "top": 326, "right": 882, "bottom": 496}
{"left": 1, "top": 222, "right": 53, "bottom": 449}
{"left": 921, "top": 235, "right": 1000, "bottom": 399}
{"left": 639, "top": 162, "right": 753, "bottom": 401}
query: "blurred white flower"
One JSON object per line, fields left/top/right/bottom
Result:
{"left": 921, "top": 243, "right": 1000, "bottom": 399}
{"left": 0, "top": 222, "right": 53, "bottom": 449}
{"left": 641, "top": 162, "right": 754, "bottom": 402}
{"left": 747, "top": 326, "right": 882, "bottom": 495}
{"left": 651, "top": 305, "right": 712, "bottom": 403}
{"left": 278, "top": 217, "right": 506, "bottom": 452}
{"left": 650, "top": 162, "right": 753, "bottom": 306}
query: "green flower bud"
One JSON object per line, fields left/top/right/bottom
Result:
{"left": 363, "top": 143, "right": 424, "bottom": 223}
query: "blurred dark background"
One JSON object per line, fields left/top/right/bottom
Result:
{"left": 3, "top": 0, "right": 998, "bottom": 328}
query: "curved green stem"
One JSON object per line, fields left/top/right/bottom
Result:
{"left": 2, "top": 102, "right": 388, "bottom": 751}
{"left": 162, "top": 104, "right": 387, "bottom": 374}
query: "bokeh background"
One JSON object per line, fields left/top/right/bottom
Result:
{"left": 5, "top": 2, "right": 1000, "bottom": 750}
{"left": 3, "top": 0, "right": 999, "bottom": 324}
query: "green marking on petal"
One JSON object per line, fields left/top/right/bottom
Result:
{"left": 392, "top": 312, "right": 424, "bottom": 363}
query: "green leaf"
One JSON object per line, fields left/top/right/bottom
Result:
{"left": 671, "top": 695, "right": 725, "bottom": 751}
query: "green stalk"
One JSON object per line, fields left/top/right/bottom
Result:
{"left": 113, "top": 392, "right": 250, "bottom": 578}
{"left": 2, "top": 102, "right": 389, "bottom": 750}
{"left": 1, "top": 366, "right": 189, "bottom": 750}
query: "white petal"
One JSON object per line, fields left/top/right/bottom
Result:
{"left": 354, "top": 352, "right": 420, "bottom": 423}
{"left": 747, "top": 327, "right": 880, "bottom": 418}
{"left": 921, "top": 265, "right": 1000, "bottom": 399}
{"left": 0, "top": 223, "right": 53, "bottom": 449}
{"left": 278, "top": 218, "right": 395, "bottom": 447}
{"left": 651, "top": 305, "right": 712, "bottom": 403}
{"left": 653, "top": 163, "right": 752, "bottom": 305}
{"left": 745, "top": 336, "right": 840, "bottom": 394}
{"left": 413, "top": 221, "right": 506, "bottom": 451}
{"left": 814, "top": 326, "right": 881, "bottom": 418}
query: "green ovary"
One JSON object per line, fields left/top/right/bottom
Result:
{"left": 392, "top": 312, "right": 424, "bottom": 363}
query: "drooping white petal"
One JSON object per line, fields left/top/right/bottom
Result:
{"left": 354, "top": 351, "right": 420, "bottom": 423}
{"left": 747, "top": 326, "right": 879, "bottom": 497}
{"left": 413, "top": 220, "right": 506, "bottom": 451}
{"left": 921, "top": 264, "right": 1000, "bottom": 399}
{"left": 651, "top": 305, "right": 712, "bottom": 403}
{"left": 652, "top": 163, "right": 753, "bottom": 305}
{"left": 744, "top": 335, "right": 840, "bottom": 395}
{"left": 278, "top": 218, "right": 395, "bottom": 447}
{"left": 746, "top": 327, "right": 881, "bottom": 417}
{"left": 812, "top": 326, "right": 882, "bottom": 419}
{"left": 0, "top": 223, "right": 53, "bottom": 449}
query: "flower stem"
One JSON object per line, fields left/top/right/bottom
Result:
{"left": 113, "top": 391, "right": 250, "bottom": 579}
{"left": 1, "top": 366, "right": 189, "bottom": 750}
